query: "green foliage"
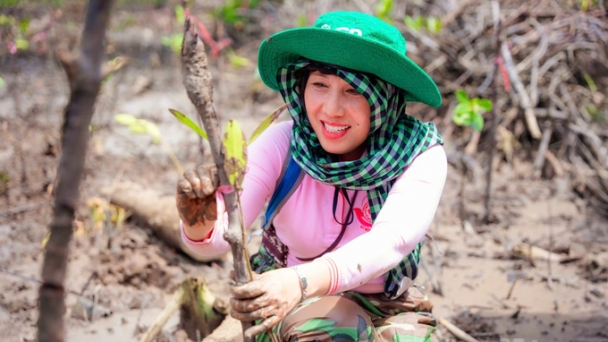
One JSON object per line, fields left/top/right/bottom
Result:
{"left": 0, "top": 15, "right": 12, "bottom": 25}
{"left": 296, "top": 15, "right": 307, "bottom": 27}
{"left": 162, "top": 33, "right": 183, "bottom": 54}
{"left": 115, "top": 113, "right": 162, "bottom": 143}
{"left": 174, "top": 5, "right": 185, "bottom": 25}
{"left": 452, "top": 90, "right": 492, "bottom": 132}
{"left": 0, "top": 0, "right": 63, "bottom": 8}
{"left": 168, "top": 109, "right": 208, "bottom": 140}
{"left": 116, "top": 113, "right": 184, "bottom": 174}
{"left": 404, "top": 15, "right": 442, "bottom": 34}
{"left": 0, "top": 76, "right": 5, "bottom": 89}
{"left": 226, "top": 49, "right": 250, "bottom": 68}
{"left": 18, "top": 18, "right": 29, "bottom": 33}
{"left": 223, "top": 120, "right": 247, "bottom": 188}
{"left": 0, "top": 171, "right": 8, "bottom": 195}
{"left": 212, "top": 0, "right": 260, "bottom": 28}
{"left": 586, "top": 104, "right": 605, "bottom": 124}
{"left": 249, "top": 104, "right": 286, "bottom": 144}
{"left": 582, "top": 72, "right": 597, "bottom": 92}
{"left": 375, "top": 0, "right": 393, "bottom": 24}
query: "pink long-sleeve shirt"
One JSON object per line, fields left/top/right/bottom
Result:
{"left": 181, "top": 121, "right": 447, "bottom": 294}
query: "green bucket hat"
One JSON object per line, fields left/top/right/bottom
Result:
{"left": 258, "top": 11, "right": 442, "bottom": 108}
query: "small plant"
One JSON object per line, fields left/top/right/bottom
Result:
{"left": 452, "top": 90, "right": 492, "bottom": 132}
{"left": 212, "top": 0, "right": 260, "bottom": 29}
{"left": 375, "top": 0, "right": 393, "bottom": 24}
{"left": 115, "top": 113, "right": 184, "bottom": 175}
{"left": 1, "top": 14, "right": 30, "bottom": 53}
{"left": 226, "top": 49, "right": 251, "bottom": 68}
{"left": 162, "top": 33, "right": 183, "bottom": 54}
{"left": 404, "top": 15, "right": 442, "bottom": 34}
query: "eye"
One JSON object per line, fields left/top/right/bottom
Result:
{"left": 312, "top": 82, "right": 327, "bottom": 88}
{"left": 346, "top": 88, "right": 361, "bottom": 95}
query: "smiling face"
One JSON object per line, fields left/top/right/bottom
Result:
{"left": 303, "top": 71, "right": 371, "bottom": 162}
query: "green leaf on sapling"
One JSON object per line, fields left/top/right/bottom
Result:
{"left": 452, "top": 111, "right": 471, "bottom": 127}
{"left": 455, "top": 90, "right": 469, "bottom": 103}
{"left": 478, "top": 98, "right": 493, "bottom": 112}
{"left": 175, "top": 5, "right": 185, "bottom": 25}
{"left": 471, "top": 113, "right": 485, "bottom": 132}
{"left": 222, "top": 120, "right": 247, "bottom": 188}
{"left": 454, "top": 102, "right": 471, "bottom": 116}
{"left": 249, "top": 104, "right": 287, "bottom": 144}
{"left": 169, "top": 109, "right": 208, "bottom": 140}
{"left": 115, "top": 113, "right": 138, "bottom": 126}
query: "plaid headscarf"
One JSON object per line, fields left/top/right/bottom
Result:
{"left": 276, "top": 60, "right": 443, "bottom": 299}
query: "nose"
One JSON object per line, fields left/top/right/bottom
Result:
{"left": 322, "top": 90, "right": 344, "bottom": 118}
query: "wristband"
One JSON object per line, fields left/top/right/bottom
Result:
{"left": 291, "top": 265, "right": 308, "bottom": 302}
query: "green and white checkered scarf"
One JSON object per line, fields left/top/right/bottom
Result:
{"left": 277, "top": 60, "right": 443, "bottom": 298}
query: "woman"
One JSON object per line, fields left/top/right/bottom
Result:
{"left": 176, "top": 11, "right": 447, "bottom": 342}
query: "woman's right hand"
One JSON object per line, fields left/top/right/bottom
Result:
{"left": 176, "top": 163, "right": 219, "bottom": 239}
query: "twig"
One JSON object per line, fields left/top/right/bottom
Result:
{"left": 37, "top": 1, "right": 114, "bottom": 341}
{"left": 505, "top": 276, "right": 518, "bottom": 300}
{"left": 180, "top": 18, "right": 253, "bottom": 341}
{"left": 139, "top": 288, "right": 183, "bottom": 342}
{"left": 484, "top": 0, "right": 501, "bottom": 224}
{"left": 527, "top": 19, "right": 549, "bottom": 107}
{"left": 544, "top": 151, "right": 564, "bottom": 177}
{"left": 0, "top": 268, "right": 82, "bottom": 297}
{"left": 437, "top": 317, "right": 480, "bottom": 342}
{"left": 441, "top": 0, "right": 477, "bottom": 28}
{"left": 500, "top": 42, "right": 542, "bottom": 139}
{"left": 0, "top": 202, "right": 46, "bottom": 217}
{"left": 533, "top": 122, "right": 553, "bottom": 178}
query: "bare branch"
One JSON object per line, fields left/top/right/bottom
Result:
{"left": 37, "top": 1, "right": 115, "bottom": 341}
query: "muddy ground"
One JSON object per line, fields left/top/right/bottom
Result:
{"left": 0, "top": 1, "right": 607, "bottom": 341}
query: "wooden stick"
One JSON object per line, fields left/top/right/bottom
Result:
{"left": 139, "top": 287, "right": 184, "bottom": 342}
{"left": 180, "top": 18, "right": 253, "bottom": 342}
{"left": 483, "top": 0, "right": 501, "bottom": 224}
{"left": 437, "top": 317, "right": 480, "bottom": 342}
{"left": 37, "top": 1, "right": 115, "bottom": 341}
{"left": 500, "top": 42, "right": 542, "bottom": 139}
{"left": 533, "top": 122, "right": 553, "bottom": 178}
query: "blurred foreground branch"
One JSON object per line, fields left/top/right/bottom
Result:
{"left": 37, "top": 1, "right": 115, "bottom": 341}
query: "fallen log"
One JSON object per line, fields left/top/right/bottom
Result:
{"left": 104, "top": 181, "right": 224, "bottom": 262}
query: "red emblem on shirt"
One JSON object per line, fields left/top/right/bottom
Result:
{"left": 354, "top": 201, "right": 372, "bottom": 231}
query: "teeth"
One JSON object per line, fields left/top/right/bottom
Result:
{"left": 324, "top": 122, "right": 349, "bottom": 133}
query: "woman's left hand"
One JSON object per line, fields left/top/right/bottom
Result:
{"left": 230, "top": 268, "right": 302, "bottom": 338}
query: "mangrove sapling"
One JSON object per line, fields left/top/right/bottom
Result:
{"left": 452, "top": 89, "right": 491, "bottom": 226}
{"left": 175, "top": 15, "right": 288, "bottom": 341}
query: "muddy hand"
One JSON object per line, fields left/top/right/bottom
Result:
{"left": 230, "top": 268, "right": 302, "bottom": 338}
{"left": 176, "top": 163, "right": 219, "bottom": 227}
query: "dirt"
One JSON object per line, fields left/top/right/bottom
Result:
{"left": 0, "top": 1, "right": 607, "bottom": 342}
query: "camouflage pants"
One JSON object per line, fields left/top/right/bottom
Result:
{"left": 256, "top": 285, "right": 436, "bottom": 342}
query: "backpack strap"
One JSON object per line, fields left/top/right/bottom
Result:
{"left": 262, "top": 147, "right": 304, "bottom": 230}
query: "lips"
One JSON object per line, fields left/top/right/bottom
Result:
{"left": 321, "top": 121, "right": 350, "bottom": 139}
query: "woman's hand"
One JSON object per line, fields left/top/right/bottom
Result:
{"left": 176, "top": 164, "right": 219, "bottom": 238}
{"left": 230, "top": 268, "right": 302, "bottom": 339}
